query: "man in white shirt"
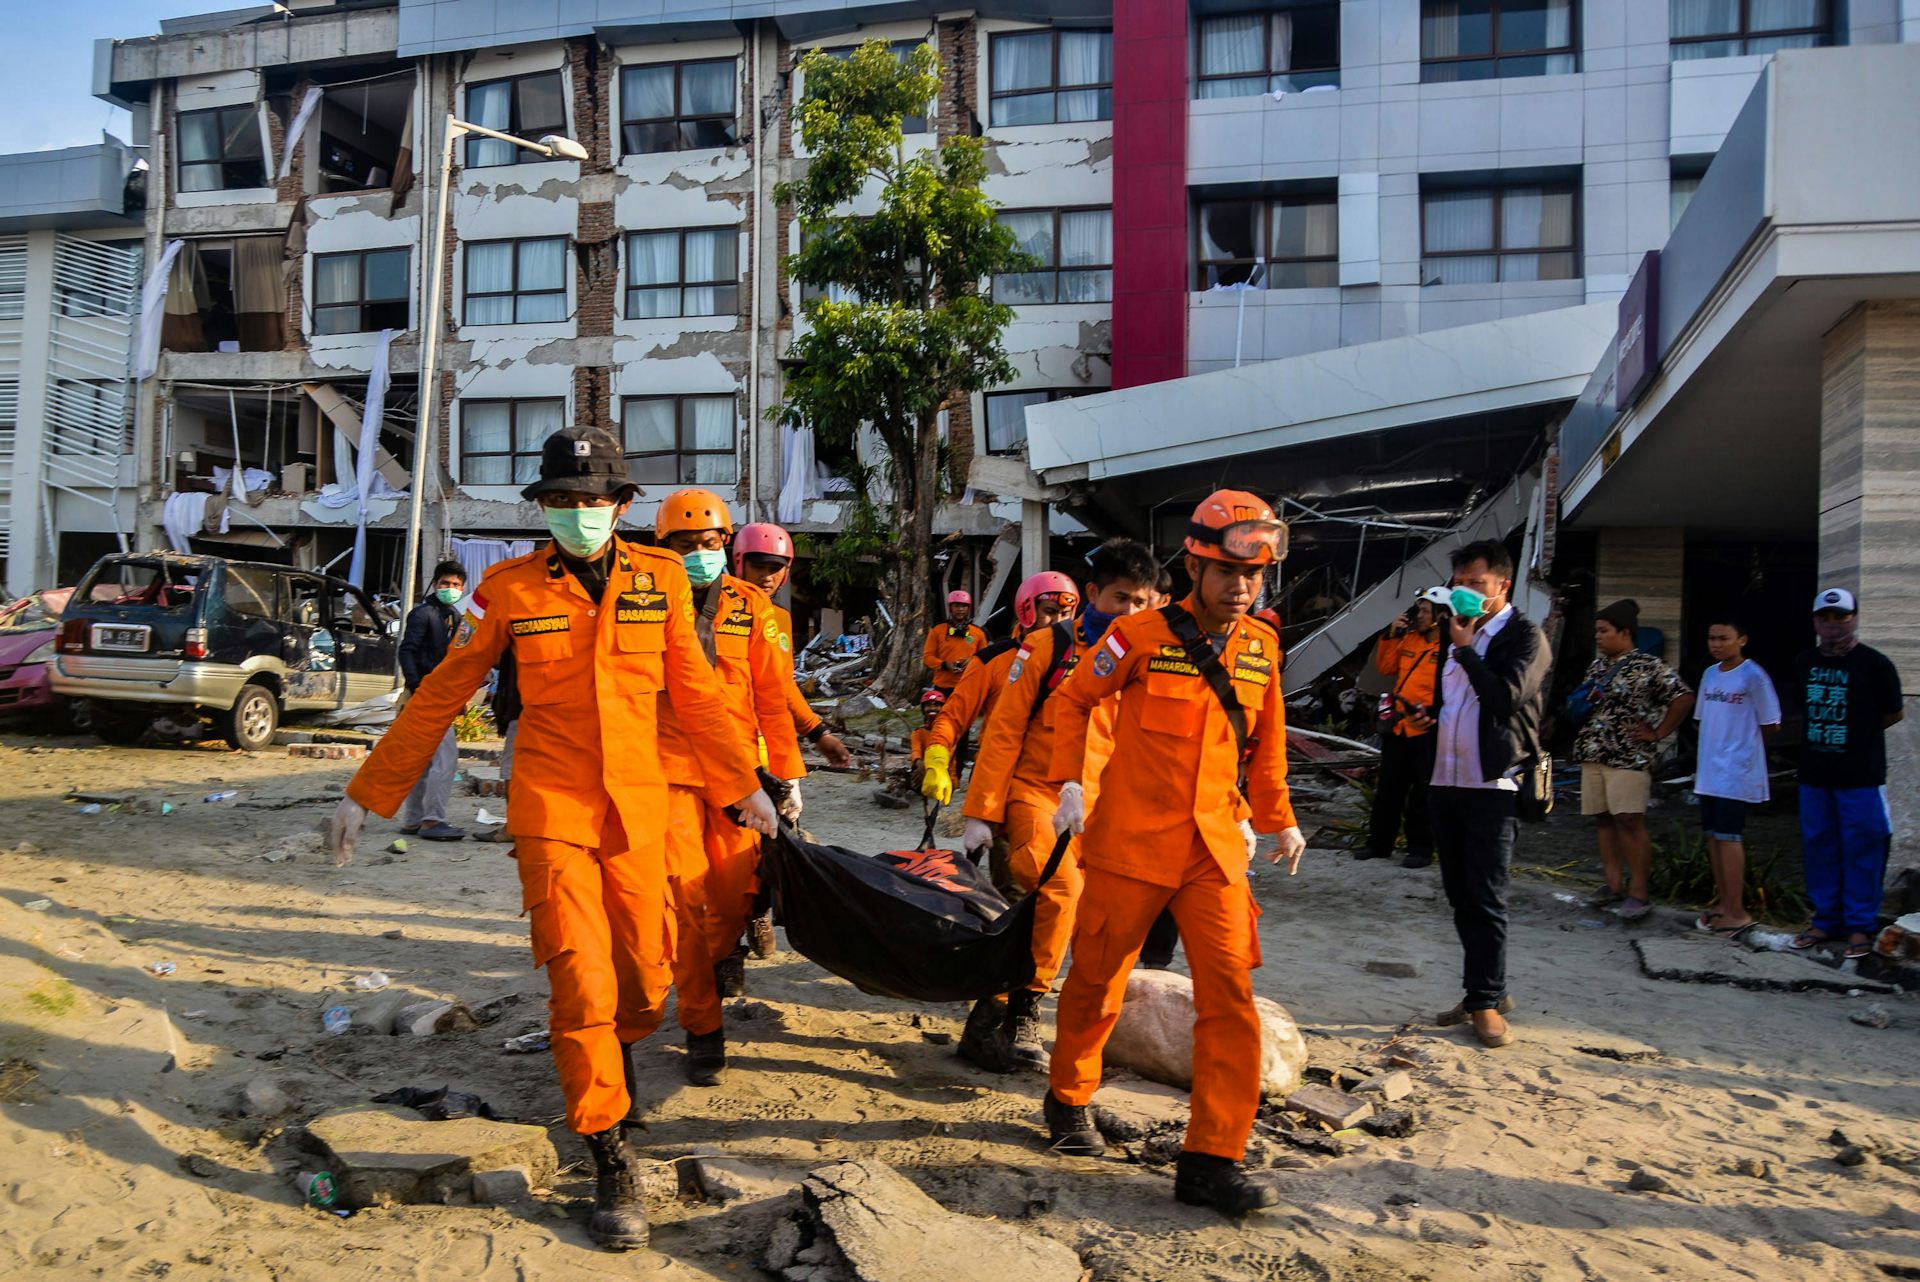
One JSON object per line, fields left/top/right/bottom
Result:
{"left": 1692, "top": 617, "right": 1782, "bottom": 936}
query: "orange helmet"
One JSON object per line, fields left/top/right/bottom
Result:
{"left": 655, "top": 488, "right": 734, "bottom": 538}
{"left": 1184, "top": 489, "right": 1287, "bottom": 565}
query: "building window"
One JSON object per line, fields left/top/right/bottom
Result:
{"left": 621, "top": 395, "right": 738, "bottom": 485}
{"left": 1420, "top": 1, "right": 1577, "bottom": 82}
{"left": 1670, "top": 0, "right": 1828, "bottom": 59}
{"left": 1670, "top": 172, "right": 1704, "bottom": 229}
{"left": 625, "top": 229, "right": 738, "bottom": 319}
{"left": 464, "top": 237, "right": 568, "bottom": 325}
{"left": 1196, "top": 195, "right": 1338, "bottom": 289}
{"left": 821, "top": 42, "right": 931, "bottom": 132}
{"left": 460, "top": 398, "right": 565, "bottom": 485}
{"left": 1421, "top": 183, "right": 1578, "bottom": 284}
{"left": 312, "top": 248, "right": 410, "bottom": 335}
{"left": 621, "top": 60, "right": 737, "bottom": 155}
{"left": 983, "top": 389, "right": 1089, "bottom": 455}
{"left": 177, "top": 104, "right": 268, "bottom": 192}
{"left": 993, "top": 208, "right": 1113, "bottom": 304}
{"left": 1197, "top": 6, "right": 1341, "bottom": 98}
{"left": 989, "top": 29, "right": 1113, "bottom": 127}
{"left": 465, "top": 71, "right": 567, "bottom": 167}
{"left": 0, "top": 245, "right": 23, "bottom": 320}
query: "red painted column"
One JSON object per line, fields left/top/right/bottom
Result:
{"left": 1109, "top": 0, "right": 1189, "bottom": 389}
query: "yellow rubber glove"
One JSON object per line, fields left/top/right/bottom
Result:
{"left": 920, "top": 744, "right": 953, "bottom": 805}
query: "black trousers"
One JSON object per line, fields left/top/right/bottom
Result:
{"left": 1427, "top": 785, "right": 1518, "bottom": 1012}
{"left": 1137, "top": 908, "right": 1180, "bottom": 968}
{"left": 1366, "top": 731, "right": 1436, "bottom": 859}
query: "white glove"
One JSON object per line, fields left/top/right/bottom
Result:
{"left": 778, "top": 779, "right": 804, "bottom": 823}
{"left": 1240, "top": 818, "right": 1258, "bottom": 864}
{"left": 1272, "top": 825, "right": 1306, "bottom": 875}
{"left": 735, "top": 789, "right": 779, "bottom": 836}
{"left": 963, "top": 818, "right": 995, "bottom": 854}
{"left": 1053, "top": 782, "right": 1086, "bottom": 836}
{"left": 328, "top": 796, "right": 367, "bottom": 867}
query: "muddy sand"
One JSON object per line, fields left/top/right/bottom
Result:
{"left": 0, "top": 732, "right": 1915, "bottom": 1280}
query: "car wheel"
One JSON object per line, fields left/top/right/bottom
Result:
{"left": 90, "top": 702, "right": 151, "bottom": 745}
{"left": 62, "top": 698, "right": 93, "bottom": 734}
{"left": 223, "top": 682, "right": 280, "bottom": 752}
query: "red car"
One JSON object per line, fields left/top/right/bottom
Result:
{"left": 0, "top": 589, "right": 83, "bottom": 728}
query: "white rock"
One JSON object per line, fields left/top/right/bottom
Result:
{"left": 237, "top": 1077, "right": 288, "bottom": 1117}
{"left": 1103, "top": 968, "right": 1307, "bottom": 1098}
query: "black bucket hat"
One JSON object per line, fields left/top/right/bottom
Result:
{"left": 520, "top": 425, "right": 637, "bottom": 501}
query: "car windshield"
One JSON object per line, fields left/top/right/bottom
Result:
{"left": 76, "top": 560, "right": 204, "bottom": 612}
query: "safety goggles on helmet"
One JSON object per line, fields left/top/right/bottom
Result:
{"left": 1187, "top": 517, "right": 1288, "bottom": 564}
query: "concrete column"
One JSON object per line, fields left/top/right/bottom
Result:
{"left": 7, "top": 230, "right": 56, "bottom": 597}
{"left": 1594, "top": 525, "right": 1684, "bottom": 662}
{"left": 1020, "top": 499, "right": 1049, "bottom": 579}
{"left": 1819, "top": 299, "right": 1920, "bottom": 862}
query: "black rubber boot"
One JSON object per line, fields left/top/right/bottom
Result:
{"left": 620, "top": 1041, "right": 642, "bottom": 1124}
{"left": 714, "top": 945, "right": 748, "bottom": 998}
{"left": 1174, "top": 1151, "right": 1280, "bottom": 1216}
{"left": 582, "top": 1124, "right": 649, "bottom": 1250}
{"left": 1043, "top": 1090, "right": 1106, "bottom": 1157}
{"left": 998, "top": 988, "right": 1048, "bottom": 1070}
{"left": 1137, "top": 908, "right": 1180, "bottom": 970}
{"left": 748, "top": 911, "right": 777, "bottom": 959}
{"left": 685, "top": 1028, "right": 725, "bottom": 1086}
{"left": 957, "top": 995, "right": 1008, "bottom": 1072}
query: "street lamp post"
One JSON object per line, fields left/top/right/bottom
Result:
{"left": 397, "top": 116, "right": 589, "bottom": 619}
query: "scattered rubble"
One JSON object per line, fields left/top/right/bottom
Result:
{"left": 1849, "top": 1003, "right": 1893, "bottom": 1029}
{"left": 1104, "top": 969, "right": 1308, "bottom": 1097}
{"left": 1363, "top": 961, "right": 1422, "bottom": 979}
{"left": 1282, "top": 1084, "right": 1374, "bottom": 1130}
{"left": 1352, "top": 1070, "right": 1414, "bottom": 1102}
{"left": 236, "top": 1077, "right": 288, "bottom": 1118}
{"left": 1626, "top": 1169, "right": 1677, "bottom": 1194}
{"left": 301, "top": 1104, "right": 556, "bottom": 1207}
{"left": 1635, "top": 936, "right": 1895, "bottom": 995}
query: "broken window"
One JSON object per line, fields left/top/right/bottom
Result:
{"left": 621, "top": 395, "right": 737, "bottom": 486}
{"left": 625, "top": 229, "right": 737, "bottom": 318}
{"left": 988, "top": 29, "right": 1112, "bottom": 127}
{"left": 460, "top": 398, "right": 565, "bottom": 485}
{"left": 1197, "top": 193, "right": 1338, "bottom": 289}
{"left": 315, "top": 75, "right": 414, "bottom": 194}
{"left": 161, "top": 236, "right": 288, "bottom": 352}
{"left": 465, "top": 237, "right": 568, "bottom": 325}
{"left": 312, "top": 248, "right": 409, "bottom": 335}
{"left": 993, "top": 208, "right": 1112, "bottom": 304}
{"left": 178, "top": 104, "right": 268, "bottom": 192}
{"left": 620, "top": 60, "right": 737, "bottom": 155}
{"left": 465, "top": 71, "right": 566, "bottom": 167}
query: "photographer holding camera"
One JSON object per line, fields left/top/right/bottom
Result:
{"left": 1361, "top": 587, "right": 1451, "bottom": 868}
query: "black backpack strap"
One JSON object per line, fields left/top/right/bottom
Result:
{"left": 695, "top": 580, "right": 724, "bottom": 665}
{"left": 1160, "top": 603, "right": 1253, "bottom": 787}
{"left": 1026, "top": 619, "right": 1077, "bottom": 723}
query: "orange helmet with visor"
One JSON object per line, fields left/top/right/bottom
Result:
{"left": 1184, "top": 489, "right": 1287, "bottom": 565}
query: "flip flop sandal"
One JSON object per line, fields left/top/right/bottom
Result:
{"left": 1615, "top": 897, "right": 1652, "bottom": 922}
{"left": 1787, "top": 931, "right": 1828, "bottom": 951}
{"left": 1843, "top": 940, "right": 1872, "bottom": 960}
{"left": 1707, "top": 921, "right": 1754, "bottom": 939}
{"left": 1693, "top": 912, "right": 1723, "bottom": 932}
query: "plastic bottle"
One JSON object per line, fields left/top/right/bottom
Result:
{"left": 351, "top": 972, "right": 389, "bottom": 992}
{"left": 321, "top": 1005, "right": 352, "bottom": 1036}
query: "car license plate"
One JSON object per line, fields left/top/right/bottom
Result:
{"left": 91, "top": 624, "right": 150, "bottom": 653}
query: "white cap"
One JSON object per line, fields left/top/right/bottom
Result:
{"left": 1812, "top": 586, "right": 1858, "bottom": 614}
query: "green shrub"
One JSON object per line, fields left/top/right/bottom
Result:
{"left": 1650, "top": 822, "right": 1810, "bottom": 925}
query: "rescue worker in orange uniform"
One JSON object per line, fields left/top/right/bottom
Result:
{"left": 652, "top": 489, "right": 804, "bottom": 1085}
{"left": 328, "top": 427, "right": 775, "bottom": 1252}
{"left": 920, "top": 638, "right": 1019, "bottom": 795}
{"left": 1041, "top": 490, "right": 1307, "bottom": 1217}
{"left": 923, "top": 589, "right": 988, "bottom": 693}
{"left": 1361, "top": 586, "right": 1449, "bottom": 867}
{"left": 731, "top": 521, "right": 853, "bottom": 959}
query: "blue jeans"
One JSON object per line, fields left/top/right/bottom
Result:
{"left": 1799, "top": 785, "right": 1891, "bottom": 937}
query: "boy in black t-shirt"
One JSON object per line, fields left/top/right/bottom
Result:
{"left": 1790, "top": 588, "right": 1905, "bottom": 959}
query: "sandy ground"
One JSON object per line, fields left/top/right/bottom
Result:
{"left": 0, "top": 729, "right": 1916, "bottom": 1281}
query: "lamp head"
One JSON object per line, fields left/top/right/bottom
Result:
{"left": 539, "top": 135, "right": 589, "bottom": 161}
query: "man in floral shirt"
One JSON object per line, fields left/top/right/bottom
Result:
{"left": 1573, "top": 599, "right": 1695, "bottom": 921}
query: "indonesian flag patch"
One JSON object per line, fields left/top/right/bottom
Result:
{"left": 1104, "top": 631, "right": 1129, "bottom": 661}
{"left": 467, "top": 589, "right": 489, "bottom": 620}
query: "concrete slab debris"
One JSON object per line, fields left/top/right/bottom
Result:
{"left": 1284, "top": 1084, "right": 1374, "bottom": 1130}
{"left": 1634, "top": 937, "right": 1894, "bottom": 995}
{"left": 303, "top": 1104, "right": 556, "bottom": 1207}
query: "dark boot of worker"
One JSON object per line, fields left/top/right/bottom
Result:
{"left": 620, "top": 1040, "right": 642, "bottom": 1126}
{"left": 748, "top": 911, "right": 778, "bottom": 959}
{"left": 714, "top": 945, "right": 748, "bottom": 998}
{"left": 685, "top": 1028, "right": 726, "bottom": 1087}
{"left": 582, "top": 1123, "right": 649, "bottom": 1250}
{"left": 1043, "top": 1090, "right": 1106, "bottom": 1157}
{"left": 997, "top": 988, "right": 1048, "bottom": 1070}
{"left": 957, "top": 995, "right": 1008, "bottom": 1072}
{"left": 1174, "top": 1151, "right": 1280, "bottom": 1216}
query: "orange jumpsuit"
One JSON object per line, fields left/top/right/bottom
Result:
{"left": 1373, "top": 630, "right": 1440, "bottom": 731}
{"left": 658, "top": 574, "right": 803, "bottom": 1037}
{"left": 347, "top": 541, "right": 757, "bottom": 1135}
{"left": 923, "top": 621, "right": 988, "bottom": 692}
{"left": 1046, "top": 600, "right": 1295, "bottom": 1160}
{"left": 927, "top": 644, "right": 1016, "bottom": 754}
{"left": 772, "top": 604, "right": 824, "bottom": 741}
{"left": 964, "top": 623, "right": 1087, "bottom": 991}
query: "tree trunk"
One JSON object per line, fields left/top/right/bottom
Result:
{"left": 872, "top": 411, "right": 943, "bottom": 705}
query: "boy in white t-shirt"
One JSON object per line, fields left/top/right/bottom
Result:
{"left": 1692, "top": 619, "right": 1782, "bottom": 936}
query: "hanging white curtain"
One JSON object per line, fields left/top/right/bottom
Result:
{"left": 1423, "top": 190, "right": 1496, "bottom": 284}
{"left": 1058, "top": 209, "right": 1112, "bottom": 303}
{"left": 627, "top": 231, "right": 682, "bottom": 317}
{"left": 680, "top": 229, "right": 733, "bottom": 315}
{"left": 1199, "top": 15, "right": 1265, "bottom": 99}
{"left": 991, "top": 31, "right": 1051, "bottom": 93}
{"left": 464, "top": 241, "right": 515, "bottom": 324}
{"left": 1273, "top": 13, "right": 1295, "bottom": 72}
{"left": 688, "top": 397, "right": 736, "bottom": 484}
{"left": 1670, "top": 0, "right": 1741, "bottom": 37}
{"left": 1056, "top": 31, "right": 1110, "bottom": 121}
{"left": 466, "top": 81, "right": 514, "bottom": 166}
{"left": 348, "top": 327, "right": 395, "bottom": 588}
{"left": 278, "top": 86, "right": 323, "bottom": 180}
{"left": 461, "top": 402, "right": 511, "bottom": 484}
{"left": 514, "top": 238, "right": 566, "bottom": 322}
{"left": 450, "top": 536, "right": 536, "bottom": 589}
{"left": 135, "top": 239, "right": 185, "bottom": 381}
{"left": 1421, "top": 1, "right": 1463, "bottom": 58}
{"left": 1500, "top": 187, "right": 1575, "bottom": 281}
{"left": 777, "top": 423, "right": 820, "bottom": 524}
{"left": 513, "top": 400, "right": 565, "bottom": 485}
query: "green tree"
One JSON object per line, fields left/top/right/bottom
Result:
{"left": 775, "top": 40, "right": 1029, "bottom": 702}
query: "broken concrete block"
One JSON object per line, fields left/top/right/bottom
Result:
{"left": 470, "top": 1166, "right": 533, "bottom": 1204}
{"left": 1352, "top": 1070, "right": 1414, "bottom": 1102}
{"left": 395, "top": 1000, "right": 480, "bottom": 1037}
{"left": 237, "top": 1077, "right": 288, "bottom": 1117}
{"left": 689, "top": 1151, "right": 792, "bottom": 1204}
{"left": 799, "top": 1161, "right": 1083, "bottom": 1282}
{"left": 1284, "top": 1084, "right": 1374, "bottom": 1130}
{"left": 304, "top": 1104, "right": 556, "bottom": 1207}
{"left": 1104, "top": 969, "right": 1307, "bottom": 1098}
{"left": 1359, "top": 1107, "right": 1419, "bottom": 1139}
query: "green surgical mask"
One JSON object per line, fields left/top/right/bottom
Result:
{"left": 682, "top": 548, "right": 726, "bottom": 587}
{"left": 434, "top": 586, "right": 463, "bottom": 606}
{"left": 544, "top": 506, "right": 619, "bottom": 559}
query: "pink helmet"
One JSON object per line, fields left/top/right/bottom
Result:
{"left": 1014, "top": 571, "right": 1080, "bottom": 631}
{"left": 946, "top": 590, "right": 972, "bottom": 608}
{"left": 733, "top": 522, "right": 794, "bottom": 573}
